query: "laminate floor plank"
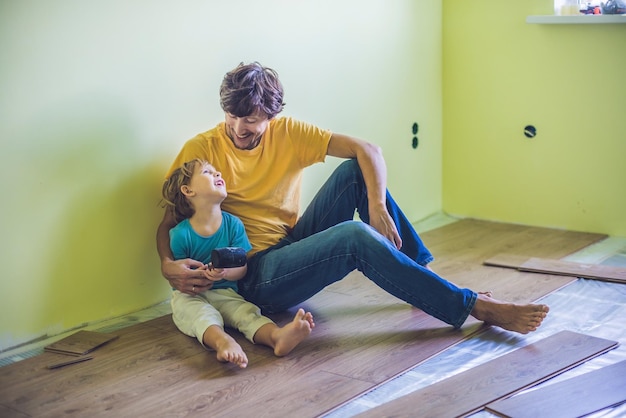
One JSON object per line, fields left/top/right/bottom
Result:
{"left": 0, "top": 220, "right": 608, "bottom": 417}
{"left": 424, "top": 220, "right": 607, "bottom": 304}
{"left": 357, "top": 331, "right": 618, "bottom": 418}
{"left": 486, "top": 359, "right": 626, "bottom": 418}
{"left": 484, "top": 253, "right": 626, "bottom": 283}
{"left": 423, "top": 219, "right": 605, "bottom": 264}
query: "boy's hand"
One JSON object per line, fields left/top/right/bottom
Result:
{"left": 204, "top": 267, "right": 227, "bottom": 282}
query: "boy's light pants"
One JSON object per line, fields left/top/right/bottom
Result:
{"left": 171, "top": 288, "right": 274, "bottom": 346}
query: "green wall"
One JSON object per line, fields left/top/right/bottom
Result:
{"left": 4, "top": 0, "right": 624, "bottom": 355}
{"left": 442, "top": 0, "right": 626, "bottom": 236}
{"left": 0, "top": 1, "right": 442, "bottom": 350}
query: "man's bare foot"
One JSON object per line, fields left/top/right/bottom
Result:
{"left": 215, "top": 335, "right": 248, "bottom": 368}
{"left": 471, "top": 293, "right": 549, "bottom": 334}
{"left": 272, "top": 308, "right": 315, "bottom": 357}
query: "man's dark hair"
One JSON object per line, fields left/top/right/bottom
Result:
{"left": 219, "top": 62, "right": 285, "bottom": 119}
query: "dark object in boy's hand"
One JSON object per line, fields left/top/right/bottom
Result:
{"left": 210, "top": 247, "right": 247, "bottom": 268}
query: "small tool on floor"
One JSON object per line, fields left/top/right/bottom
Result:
{"left": 47, "top": 356, "right": 93, "bottom": 369}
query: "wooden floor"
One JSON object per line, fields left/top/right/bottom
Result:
{"left": 0, "top": 219, "right": 606, "bottom": 418}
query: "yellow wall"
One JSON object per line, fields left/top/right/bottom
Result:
{"left": 0, "top": 1, "right": 442, "bottom": 350}
{"left": 442, "top": 0, "right": 626, "bottom": 236}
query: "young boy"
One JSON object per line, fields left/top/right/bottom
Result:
{"left": 161, "top": 159, "right": 315, "bottom": 368}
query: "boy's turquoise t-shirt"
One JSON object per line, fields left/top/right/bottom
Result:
{"left": 169, "top": 212, "right": 252, "bottom": 291}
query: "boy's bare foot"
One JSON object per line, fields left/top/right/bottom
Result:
{"left": 203, "top": 326, "right": 248, "bottom": 368}
{"left": 272, "top": 308, "right": 315, "bottom": 357}
{"left": 215, "top": 336, "right": 248, "bottom": 368}
{"left": 471, "top": 293, "right": 549, "bottom": 334}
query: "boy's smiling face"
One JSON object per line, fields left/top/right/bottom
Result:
{"left": 184, "top": 162, "right": 227, "bottom": 202}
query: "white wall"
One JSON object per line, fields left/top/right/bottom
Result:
{"left": 0, "top": 1, "right": 442, "bottom": 350}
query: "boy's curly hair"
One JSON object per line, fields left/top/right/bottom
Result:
{"left": 161, "top": 159, "right": 206, "bottom": 223}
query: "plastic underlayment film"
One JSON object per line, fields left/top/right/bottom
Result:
{"left": 326, "top": 238, "right": 626, "bottom": 418}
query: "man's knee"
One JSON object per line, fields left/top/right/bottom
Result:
{"left": 334, "top": 159, "right": 362, "bottom": 181}
{"left": 331, "top": 221, "right": 381, "bottom": 245}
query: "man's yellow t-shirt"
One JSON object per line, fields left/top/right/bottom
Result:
{"left": 165, "top": 117, "right": 332, "bottom": 254}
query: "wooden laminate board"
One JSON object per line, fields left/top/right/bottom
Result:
{"left": 357, "top": 331, "right": 619, "bottom": 418}
{"left": 486, "top": 359, "right": 626, "bottom": 418}
{"left": 44, "top": 330, "right": 119, "bottom": 356}
{"left": 484, "top": 253, "right": 626, "bottom": 283}
{"left": 0, "top": 220, "right": 608, "bottom": 417}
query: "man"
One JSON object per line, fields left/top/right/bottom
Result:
{"left": 157, "top": 62, "right": 548, "bottom": 334}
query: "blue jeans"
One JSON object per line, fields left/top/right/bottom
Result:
{"left": 240, "top": 159, "right": 477, "bottom": 328}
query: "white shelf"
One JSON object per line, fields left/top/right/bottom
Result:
{"left": 526, "top": 14, "right": 626, "bottom": 24}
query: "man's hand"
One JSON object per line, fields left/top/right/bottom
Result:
{"left": 369, "top": 204, "right": 402, "bottom": 250}
{"left": 161, "top": 258, "right": 214, "bottom": 295}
